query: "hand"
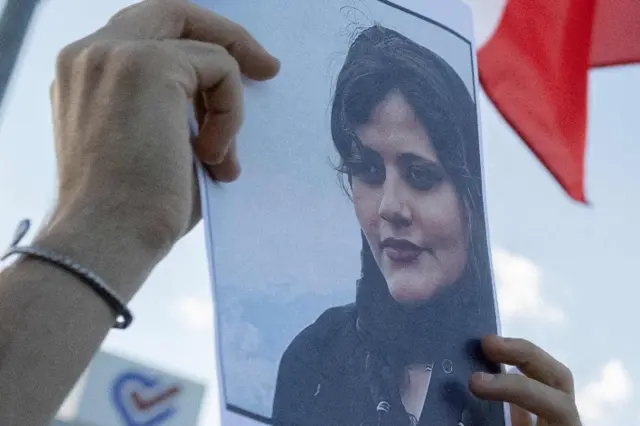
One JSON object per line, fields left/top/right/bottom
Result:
{"left": 49, "top": 0, "right": 279, "bottom": 254}
{"left": 470, "top": 335, "right": 581, "bottom": 426}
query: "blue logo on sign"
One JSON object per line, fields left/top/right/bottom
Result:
{"left": 111, "top": 371, "right": 181, "bottom": 426}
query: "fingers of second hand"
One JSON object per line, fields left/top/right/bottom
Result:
{"left": 470, "top": 372, "right": 578, "bottom": 426}
{"left": 509, "top": 404, "right": 534, "bottom": 426}
{"left": 103, "top": 0, "right": 280, "bottom": 81}
{"left": 482, "top": 335, "right": 575, "bottom": 395}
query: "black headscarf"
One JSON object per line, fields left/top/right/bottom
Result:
{"left": 356, "top": 232, "right": 496, "bottom": 425}
{"left": 330, "top": 24, "right": 501, "bottom": 426}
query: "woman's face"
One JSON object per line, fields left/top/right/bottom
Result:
{"left": 351, "top": 90, "right": 469, "bottom": 305}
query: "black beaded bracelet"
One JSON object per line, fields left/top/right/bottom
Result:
{"left": 1, "top": 219, "right": 133, "bottom": 329}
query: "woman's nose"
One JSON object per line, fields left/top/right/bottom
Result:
{"left": 378, "top": 177, "right": 411, "bottom": 227}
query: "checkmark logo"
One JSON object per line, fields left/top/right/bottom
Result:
{"left": 111, "top": 371, "right": 182, "bottom": 426}
{"left": 131, "top": 385, "right": 181, "bottom": 411}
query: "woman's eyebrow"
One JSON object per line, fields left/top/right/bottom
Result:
{"left": 357, "top": 146, "right": 382, "bottom": 159}
{"left": 398, "top": 152, "right": 439, "bottom": 168}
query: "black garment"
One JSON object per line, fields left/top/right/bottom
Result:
{"left": 272, "top": 240, "right": 504, "bottom": 426}
{"left": 272, "top": 304, "right": 503, "bottom": 426}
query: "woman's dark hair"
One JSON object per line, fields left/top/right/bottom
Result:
{"left": 331, "top": 24, "right": 490, "bottom": 288}
{"left": 330, "top": 24, "right": 495, "bottom": 426}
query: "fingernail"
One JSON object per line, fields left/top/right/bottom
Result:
{"left": 479, "top": 372, "right": 495, "bottom": 382}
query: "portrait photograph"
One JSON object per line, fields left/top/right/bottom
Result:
{"left": 196, "top": 1, "right": 507, "bottom": 425}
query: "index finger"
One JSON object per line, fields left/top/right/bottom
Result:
{"left": 105, "top": 0, "right": 280, "bottom": 80}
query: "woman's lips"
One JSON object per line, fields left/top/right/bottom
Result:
{"left": 383, "top": 246, "right": 422, "bottom": 263}
{"left": 380, "top": 238, "right": 425, "bottom": 263}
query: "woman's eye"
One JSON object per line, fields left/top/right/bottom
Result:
{"left": 406, "top": 165, "right": 441, "bottom": 190}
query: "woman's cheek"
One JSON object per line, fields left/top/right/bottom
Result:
{"left": 419, "top": 183, "right": 469, "bottom": 279}
{"left": 422, "top": 183, "right": 465, "bottom": 238}
{"left": 352, "top": 182, "right": 381, "bottom": 236}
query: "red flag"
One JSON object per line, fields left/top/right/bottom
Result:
{"left": 478, "top": 0, "right": 640, "bottom": 202}
{"left": 590, "top": 0, "right": 640, "bottom": 67}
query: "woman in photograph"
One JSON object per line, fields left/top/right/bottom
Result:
{"left": 271, "top": 25, "right": 503, "bottom": 426}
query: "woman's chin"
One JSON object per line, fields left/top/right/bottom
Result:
{"left": 387, "top": 280, "right": 438, "bottom": 306}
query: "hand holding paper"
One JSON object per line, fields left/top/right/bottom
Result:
{"left": 472, "top": 335, "right": 581, "bottom": 426}
{"left": 50, "top": 0, "right": 279, "bottom": 255}
{"left": 0, "top": 3, "right": 278, "bottom": 424}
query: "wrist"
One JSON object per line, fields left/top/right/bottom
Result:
{"left": 33, "top": 201, "right": 172, "bottom": 301}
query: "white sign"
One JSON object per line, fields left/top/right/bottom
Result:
{"left": 75, "top": 352, "right": 205, "bottom": 426}
{"left": 195, "top": 0, "right": 507, "bottom": 425}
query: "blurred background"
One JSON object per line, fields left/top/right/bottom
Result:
{"left": 0, "top": 0, "right": 638, "bottom": 425}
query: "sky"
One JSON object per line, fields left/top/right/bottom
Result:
{"left": 0, "top": 0, "right": 638, "bottom": 425}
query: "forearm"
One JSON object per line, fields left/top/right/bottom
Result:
{"left": 0, "top": 206, "right": 168, "bottom": 426}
